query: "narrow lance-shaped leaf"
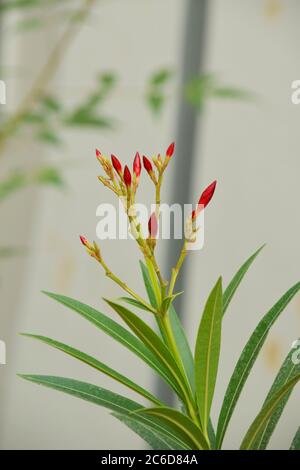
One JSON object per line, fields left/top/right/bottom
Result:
{"left": 139, "top": 260, "right": 168, "bottom": 344}
{"left": 137, "top": 407, "right": 209, "bottom": 450}
{"left": 43, "top": 292, "right": 175, "bottom": 393}
{"left": 207, "top": 419, "right": 217, "bottom": 450}
{"left": 253, "top": 338, "right": 300, "bottom": 449}
{"left": 195, "top": 277, "right": 223, "bottom": 434}
{"left": 290, "top": 427, "right": 300, "bottom": 450}
{"left": 112, "top": 412, "right": 186, "bottom": 450}
{"left": 223, "top": 245, "right": 265, "bottom": 315}
{"left": 22, "top": 333, "right": 163, "bottom": 406}
{"left": 119, "top": 297, "right": 154, "bottom": 314}
{"left": 104, "top": 299, "right": 188, "bottom": 402}
{"left": 133, "top": 266, "right": 190, "bottom": 384}
{"left": 139, "top": 260, "right": 157, "bottom": 308}
{"left": 169, "top": 305, "right": 195, "bottom": 395}
{"left": 19, "top": 375, "right": 190, "bottom": 450}
{"left": 216, "top": 281, "right": 300, "bottom": 449}
{"left": 240, "top": 374, "right": 300, "bottom": 449}
{"left": 145, "top": 258, "right": 161, "bottom": 306}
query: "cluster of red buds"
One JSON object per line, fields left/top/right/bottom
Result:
{"left": 92, "top": 143, "right": 177, "bottom": 241}
{"left": 81, "top": 142, "right": 217, "bottom": 277}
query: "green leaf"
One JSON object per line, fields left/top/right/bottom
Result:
{"left": 184, "top": 74, "right": 252, "bottom": 111}
{"left": 161, "top": 292, "right": 183, "bottom": 314}
{"left": 240, "top": 375, "right": 300, "bottom": 449}
{"left": 212, "top": 87, "right": 254, "bottom": 101}
{"left": 0, "top": 246, "right": 25, "bottom": 259}
{"left": 139, "top": 260, "right": 158, "bottom": 308}
{"left": 104, "top": 299, "right": 187, "bottom": 401}
{"left": 113, "top": 413, "right": 187, "bottom": 450}
{"left": 195, "top": 277, "right": 223, "bottom": 433}
{"left": 33, "top": 167, "right": 64, "bottom": 187}
{"left": 119, "top": 297, "right": 154, "bottom": 313}
{"left": 216, "top": 281, "right": 300, "bottom": 449}
{"left": 146, "top": 93, "right": 165, "bottom": 115}
{"left": 223, "top": 245, "right": 265, "bottom": 315}
{"left": 169, "top": 305, "right": 195, "bottom": 395}
{"left": 19, "top": 374, "right": 140, "bottom": 413}
{"left": 41, "top": 95, "right": 61, "bottom": 113}
{"left": 36, "top": 128, "right": 62, "bottom": 146}
{"left": 207, "top": 418, "right": 217, "bottom": 449}
{"left": 64, "top": 72, "right": 116, "bottom": 128}
{"left": 0, "top": 172, "right": 27, "bottom": 201}
{"left": 145, "top": 259, "right": 161, "bottom": 306}
{"left": 146, "top": 69, "right": 172, "bottom": 115}
{"left": 22, "top": 333, "right": 162, "bottom": 406}
{"left": 98, "top": 72, "right": 116, "bottom": 88}
{"left": 19, "top": 375, "right": 190, "bottom": 450}
{"left": 184, "top": 74, "right": 215, "bottom": 110}
{"left": 22, "top": 111, "right": 46, "bottom": 124}
{"left": 138, "top": 407, "right": 209, "bottom": 450}
{"left": 0, "top": 0, "right": 45, "bottom": 11}
{"left": 290, "top": 427, "right": 300, "bottom": 450}
{"left": 64, "top": 113, "right": 113, "bottom": 129}
{"left": 139, "top": 260, "right": 169, "bottom": 343}
{"left": 16, "top": 17, "right": 43, "bottom": 32}
{"left": 149, "top": 69, "right": 173, "bottom": 87}
{"left": 253, "top": 339, "right": 300, "bottom": 449}
{"left": 43, "top": 292, "right": 174, "bottom": 392}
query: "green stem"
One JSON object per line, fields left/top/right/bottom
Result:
{"left": 160, "top": 310, "right": 199, "bottom": 425}
{"left": 168, "top": 240, "right": 188, "bottom": 297}
{"left": 98, "top": 256, "right": 156, "bottom": 314}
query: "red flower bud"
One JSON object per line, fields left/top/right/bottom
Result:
{"left": 111, "top": 154, "right": 122, "bottom": 175}
{"left": 133, "top": 152, "right": 141, "bottom": 178}
{"left": 148, "top": 212, "right": 158, "bottom": 238}
{"left": 123, "top": 165, "right": 132, "bottom": 187}
{"left": 95, "top": 149, "right": 101, "bottom": 158}
{"left": 80, "top": 235, "right": 88, "bottom": 247}
{"left": 143, "top": 155, "right": 153, "bottom": 173}
{"left": 198, "top": 180, "right": 217, "bottom": 208}
{"left": 166, "top": 142, "right": 175, "bottom": 158}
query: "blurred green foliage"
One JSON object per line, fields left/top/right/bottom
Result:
{"left": 21, "top": 72, "right": 117, "bottom": 148}
{"left": 0, "top": 0, "right": 71, "bottom": 12}
{"left": 0, "top": 246, "right": 25, "bottom": 259}
{"left": 185, "top": 74, "right": 254, "bottom": 110}
{"left": 0, "top": 166, "right": 64, "bottom": 203}
{"left": 0, "top": 0, "right": 253, "bottom": 262}
{"left": 146, "top": 69, "right": 173, "bottom": 115}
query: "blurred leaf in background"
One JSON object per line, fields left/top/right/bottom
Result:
{"left": 64, "top": 72, "right": 117, "bottom": 129}
{"left": 0, "top": 172, "right": 27, "bottom": 202}
{"left": 19, "top": 72, "right": 117, "bottom": 149}
{"left": 33, "top": 166, "right": 64, "bottom": 187}
{"left": 145, "top": 68, "right": 173, "bottom": 115}
{"left": 185, "top": 73, "right": 254, "bottom": 110}
{"left": 0, "top": 166, "right": 64, "bottom": 203}
{"left": 0, "top": 246, "right": 26, "bottom": 259}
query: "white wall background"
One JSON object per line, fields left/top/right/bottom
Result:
{"left": 0, "top": 0, "right": 299, "bottom": 450}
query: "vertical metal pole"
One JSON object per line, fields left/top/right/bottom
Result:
{"left": 156, "top": 0, "right": 208, "bottom": 404}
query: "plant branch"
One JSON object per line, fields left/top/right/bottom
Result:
{"left": 168, "top": 239, "right": 188, "bottom": 297}
{"left": 92, "top": 248, "right": 156, "bottom": 314}
{"left": 0, "top": 0, "right": 96, "bottom": 154}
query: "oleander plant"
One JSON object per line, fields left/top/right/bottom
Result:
{"left": 21, "top": 143, "right": 300, "bottom": 450}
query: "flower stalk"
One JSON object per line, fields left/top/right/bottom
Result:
{"left": 82, "top": 144, "right": 217, "bottom": 426}
{"left": 80, "top": 235, "right": 156, "bottom": 313}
